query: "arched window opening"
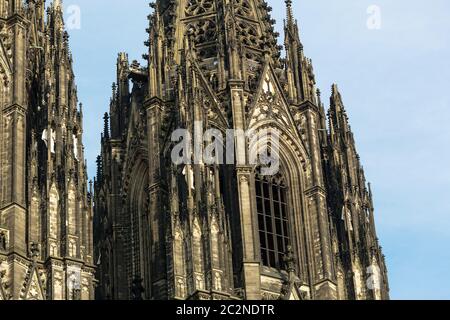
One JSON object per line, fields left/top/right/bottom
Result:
{"left": 73, "top": 127, "right": 79, "bottom": 161}
{"left": 255, "top": 172, "right": 290, "bottom": 270}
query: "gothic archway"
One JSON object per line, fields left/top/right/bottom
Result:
{"left": 248, "top": 123, "right": 312, "bottom": 285}
{"left": 127, "top": 158, "right": 151, "bottom": 299}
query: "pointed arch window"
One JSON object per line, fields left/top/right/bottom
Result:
{"left": 255, "top": 172, "right": 290, "bottom": 269}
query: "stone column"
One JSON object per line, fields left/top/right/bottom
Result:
{"left": 301, "top": 102, "right": 337, "bottom": 300}
{"left": 229, "top": 80, "right": 261, "bottom": 300}
{"left": 145, "top": 97, "right": 167, "bottom": 299}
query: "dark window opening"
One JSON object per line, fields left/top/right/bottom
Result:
{"left": 256, "top": 173, "right": 290, "bottom": 270}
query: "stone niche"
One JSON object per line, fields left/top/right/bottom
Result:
{"left": 0, "top": 228, "right": 9, "bottom": 252}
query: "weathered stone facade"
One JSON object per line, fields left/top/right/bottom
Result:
{"left": 94, "top": 0, "right": 389, "bottom": 300}
{"left": 0, "top": 0, "right": 95, "bottom": 300}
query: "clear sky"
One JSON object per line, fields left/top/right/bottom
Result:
{"left": 61, "top": 0, "right": 450, "bottom": 300}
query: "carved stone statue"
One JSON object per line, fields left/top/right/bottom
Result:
{"left": 283, "top": 245, "right": 296, "bottom": 275}
{"left": 131, "top": 277, "right": 145, "bottom": 300}
{"left": 0, "top": 232, "right": 7, "bottom": 251}
{"left": 30, "top": 242, "right": 40, "bottom": 260}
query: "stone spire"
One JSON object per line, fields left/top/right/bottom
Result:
{"left": 284, "top": 0, "right": 318, "bottom": 104}
{"left": 103, "top": 112, "right": 110, "bottom": 140}
{"left": 0, "top": 0, "right": 95, "bottom": 300}
{"left": 94, "top": 0, "right": 389, "bottom": 301}
{"left": 145, "top": 0, "right": 285, "bottom": 97}
{"left": 329, "top": 84, "right": 351, "bottom": 137}
{"left": 285, "top": 0, "right": 295, "bottom": 29}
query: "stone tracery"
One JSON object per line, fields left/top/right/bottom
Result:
{"left": 94, "top": 0, "right": 389, "bottom": 301}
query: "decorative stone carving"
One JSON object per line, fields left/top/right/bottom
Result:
{"left": 131, "top": 277, "right": 145, "bottom": 300}
{"left": 185, "top": 0, "right": 215, "bottom": 16}
{"left": 94, "top": 0, "right": 389, "bottom": 302}
{"left": 0, "top": 230, "right": 8, "bottom": 251}
{"left": 236, "top": 21, "right": 263, "bottom": 49}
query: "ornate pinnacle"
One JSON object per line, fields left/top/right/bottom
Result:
{"left": 103, "top": 112, "right": 110, "bottom": 140}
{"left": 285, "top": 0, "right": 294, "bottom": 25}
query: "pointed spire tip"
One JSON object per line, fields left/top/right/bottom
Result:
{"left": 285, "top": 0, "right": 294, "bottom": 24}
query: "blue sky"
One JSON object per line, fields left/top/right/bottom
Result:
{"left": 62, "top": 0, "right": 450, "bottom": 299}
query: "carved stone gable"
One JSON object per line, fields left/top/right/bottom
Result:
{"left": 22, "top": 265, "right": 46, "bottom": 301}
{"left": 247, "top": 64, "right": 296, "bottom": 135}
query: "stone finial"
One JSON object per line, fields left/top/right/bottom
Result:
{"left": 285, "top": 0, "right": 294, "bottom": 21}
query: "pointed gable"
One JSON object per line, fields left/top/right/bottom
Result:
{"left": 22, "top": 265, "right": 45, "bottom": 300}
{"left": 0, "top": 40, "right": 12, "bottom": 87}
{"left": 247, "top": 63, "right": 294, "bottom": 131}
{"left": 244, "top": 62, "right": 312, "bottom": 167}
{"left": 192, "top": 61, "right": 229, "bottom": 130}
{"left": 281, "top": 279, "right": 308, "bottom": 301}
{"left": 247, "top": 63, "right": 310, "bottom": 154}
{"left": 287, "top": 284, "right": 301, "bottom": 300}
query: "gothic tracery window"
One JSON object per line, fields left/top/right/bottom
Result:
{"left": 185, "top": 0, "right": 215, "bottom": 16}
{"left": 256, "top": 172, "right": 290, "bottom": 270}
{"left": 234, "top": 0, "right": 253, "bottom": 17}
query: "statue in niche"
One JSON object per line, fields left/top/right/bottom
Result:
{"left": 283, "top": 245, "right": 296, "bottom": 274}
{"left": 69, "top": 272, "right": 81, "bottom": 301}
{"left": 131, "top": 277, "right": 145, "bottom": 300}
{"left": 176, "top": 278, "right": 186, "bottom": 298}
{"left": 0, "top": 232, "right": 7, "bottom": 251}
{"left": 214, "top": 272, "right": 222, "bottom": 292}
{"left": 30, "top": 242, "right": 40, "bottom": 260}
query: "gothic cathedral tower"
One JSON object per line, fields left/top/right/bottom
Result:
{"left": 0, "top": 0, "right": 95, "bottom": 300}
{"left": 95, "top": 0, "right": 389, "bottom": 300}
